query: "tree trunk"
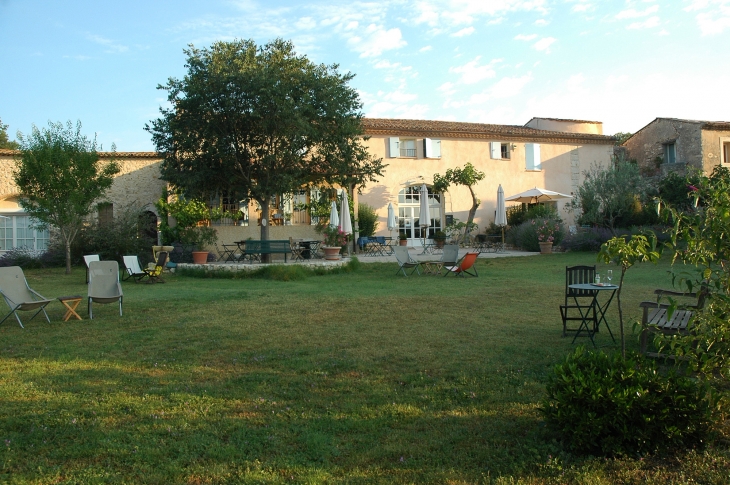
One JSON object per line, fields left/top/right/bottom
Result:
{"left": 65, "top": 238, "right": 72, "bottom": 275}
{"left": 259, "top": 198, "right": 270, "bottom": 263}
{"left": 462, "top": 185, "right": 479, "bottom": 244}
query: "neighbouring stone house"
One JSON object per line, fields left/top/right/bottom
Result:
{"left": 622, "top": 117, "right": 730, "bottom": 176}
{"left": 0, "top": 116, "right": 616, "bottom": 252}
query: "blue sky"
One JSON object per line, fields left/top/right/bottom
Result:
{"left": 1, "top": 0, "right": 729, "bottom": 151}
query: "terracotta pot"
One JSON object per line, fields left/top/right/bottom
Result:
{"left": 322, "top": 246, "right": 342, "bottom": 260}
{"left": 399, "top": 239, "right": 408, "bottom": 246}
{"left": 192, "top": 251, "right": 209, "bottom": 264}
{"left": 434, "top": 239, "right": 446, "bottom": 249}
{"left": 539, "top": 242, "right": 553, "bottom": 254}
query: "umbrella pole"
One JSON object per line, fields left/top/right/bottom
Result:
{"left": 501, "top": 227, "right": 505, "bottom": 253}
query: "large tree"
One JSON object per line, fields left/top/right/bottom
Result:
{"left": 146, "top": 38, "right": 385, "bottom": 252}
{"left": 13, "top": 121, "right": 119, "bottom": 274}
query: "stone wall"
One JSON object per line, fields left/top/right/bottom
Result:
{"left": 622, "top": 119, "right": 704, "bottom": 176}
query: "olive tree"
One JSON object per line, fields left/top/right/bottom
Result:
{"left": 432, "top": 162, "right": 485, "bottom": 243}
{"left": 146, "top": 38, "right": 385, "bottom": 260}
{"left": 13, "top": 121, "right": 119, "bottom": 274}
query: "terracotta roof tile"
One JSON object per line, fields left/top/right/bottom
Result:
{"left": 0, "top": 148, "right": 160, "bottom": 158}
{"left": 362, "top": 118, "right": 615, "bottom": 144}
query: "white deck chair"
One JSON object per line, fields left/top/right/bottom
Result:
{"left": 394, "top": 246, "right": 421, "bottom": 276}
{"left": 0, "top": 266, "right": 52, "bottom": 328}
{"left": 83, "top": 254, "right": 100, "bottom": 283}
{"left": 122, "top": 255, "right": 148, "bottom": 283}
{"left": 88, "top": 260, "right": 123, "bottom": 319}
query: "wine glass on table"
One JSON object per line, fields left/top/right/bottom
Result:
{"left": 606, "top": 270, "right": 613, "bottom": 285}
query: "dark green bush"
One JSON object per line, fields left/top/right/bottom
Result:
{"left": 542, "top": 347, "right": 714, "bottom": 456}
{"left": 506, "top": 217, "right": 564, "bottom": 251}
{"left": 74, "top": 205, "right": 156, "bottom": 264}
{"left": 357, "top": 203, "right": 378, "bottom": 238}
{"left": 0, "top": 248, "right": 45, "bottom": 269}
{"left": 506, "top": 204, "right": 558, "bottom": 227}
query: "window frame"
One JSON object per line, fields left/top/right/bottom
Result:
{"left": 663, "top": 142, "right": 677, "bottom": 164}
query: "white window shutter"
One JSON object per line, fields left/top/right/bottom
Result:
{"left": 525, "top": 143, "right": 541, "bottom": 170}
{"left": 424, "top": 138, "right": 441, "bottom": 158}
{"left": 490, "top": 142, "right": 501, "bottom": 159}
{"left": 432, "top": 139, "right": 441, "bottom": 158}
{"left": 388, "top": 137, "right": 400, "bottom": 158}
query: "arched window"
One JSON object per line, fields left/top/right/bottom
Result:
{"left": 397, "top": 186, "right": 442, "bottom": 243}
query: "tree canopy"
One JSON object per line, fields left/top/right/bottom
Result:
{"left": 13, "top": 121, "right": 119, "bottom": 273}
{"left": 146, "top": 38, "right": 385, "bottom": 243}
{"left": 432, "top": 162, "right": 485, "bottom": 242}
{"left": 0, "top": 117, "right": 19, "bottom": 149}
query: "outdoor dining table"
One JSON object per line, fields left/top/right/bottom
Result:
{"left": 299, "top": 240, "right": 322, "bottom": 259}
{"left": 568, "top": 283, "right": 618, "bottom": 346}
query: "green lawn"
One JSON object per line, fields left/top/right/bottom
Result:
{"left": 1, "top": 253, "right": 729, "bottom": 484}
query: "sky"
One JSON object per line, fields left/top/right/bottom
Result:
{"left": 1, "top": 0, "right": 729, "bottom": 152}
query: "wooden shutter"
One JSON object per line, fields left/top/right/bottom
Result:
{"left": 490, "top": 142, "right": 501, "bottom": 159}
{"left": 525, "top": 143, "right": 541, "bottom": 170}
{"left": 388, "top": 137, "right": 399, "bottom": 158}
{"left": 424, "top": 138, "right": 441, "bottom": 158}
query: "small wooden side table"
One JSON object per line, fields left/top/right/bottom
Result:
{"left": 58, "top": 295, "right": 83, "bottom": 321}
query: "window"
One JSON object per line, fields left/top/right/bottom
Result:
{"left": 0, "top": 215, "right": 49, "bottom": 252}
{"left": 663, "top": 142, "right": 676, "bottom": 164}
{"left": 525, "top": 143, "right": 541, "bottom": 170}
{"left": 490, "top": 142, "right": 511, "bottom": 160}
{"left": 97, "top": 202, "right": 113, "bottom": 225}
{"left": 400, "top": 139, "right": 416, "bottom": 157}
{"left": 397, "top": 186, "right": 442, "bottom": 242}
{"left": 722, "top": 139, "right": 730, "bottom": 165}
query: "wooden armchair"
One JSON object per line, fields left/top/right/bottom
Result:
{"left": 639, "top": 289, "right": 706, "bottom": 357}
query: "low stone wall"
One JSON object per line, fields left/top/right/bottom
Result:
{"left": 177, "top": 258, "right": 348, "bottom": 273}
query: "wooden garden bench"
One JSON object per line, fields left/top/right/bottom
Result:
{"left": 639, "top": 289, "right": 706, "bottom": 357}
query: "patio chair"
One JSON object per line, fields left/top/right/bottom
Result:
{"left": 290, "top": 237, "right": 305, "bottom": 262}
{"left": 394, "top": 246, "right": 421, "bottom": 276}
{"left": 559, "top": 265, "right": 596, "bottom": 337}
{"left": 443, "top": 252, "right": 479, "bottom": 277}
{"left": 639, "top": 287, "right": 708, "bottom": 357}
{"left": 122, "top": 255, "right": 149, "bottom": 283}
{"left": 144, "top": 251, "right": 168, "bottom": 284}
{"left": 0, "top": 266, "right": 52, "bottom": 328}
{"left": 88, "top": 260, "right": 123, "bottom": 319}
{"left": 83, "top": 254, "right": 100, "bottom": 283}
{"left": 441, "top": 244, "right": 460, "bottom": 267}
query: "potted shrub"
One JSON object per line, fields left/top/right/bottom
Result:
{"left": 398, "top": 233, "right": 408, "bottom": 246}
{"left": 432, "top": 230, "right": 447, "bottom": 248}
{"left": 156, "top": 190, "right": 221, "bottom": 263}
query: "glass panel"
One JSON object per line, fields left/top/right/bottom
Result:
{"left": 15, "top": 216, "right": 35, "bottom": 249}
{"left": 0, "top": 216, "right": 12, "bottom": 250}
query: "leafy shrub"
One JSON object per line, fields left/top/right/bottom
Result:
{"left": 357, "top": 203, "right": 378, "bottom": 238}
{"left": 0, "top": 248, "right": 45, "bottom": 269}
{"left": 542, "top": 347, "right": 714, "bottom": 456}
{"left": 506, "top": 217, "right": 564, "bottom": 251}
{"left": 74, "top": 205, "right": 156, "bottom": 264}
{"left": 559, "top": 226, "right": 614, "bottom": 252}
{"left": 506, "top": 204, "right": 558, "bottom": 227}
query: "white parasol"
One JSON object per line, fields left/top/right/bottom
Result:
{"left": 387, "top": 202, "right": 397, "bottom": 240}
{"left": 505, "top": 187, "right": 573, "bottom": 204}
{"left": 339, "top": 191, "right": 352, "bottom": 236}
{"left": 495, "top": 184, "right": 507, "bottom": 251}
{"left": 329, "top": 201, "right": 339, "bottom": 229}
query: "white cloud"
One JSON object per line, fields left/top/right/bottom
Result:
{"left": 449, "top": 56, "right": 497, "bottom": 84}
{"left": 347, "top": 24, "right": 407, "bottom": 58}
{"left": 627, "top": 16, "right": 661, "bottom": 29}
{"left": 295, "top": 16, "right": 317, "bottom": 30}
{"left": 515, "top": 33, "right": 538, "bottom": 41}
{"left": 86, "top": 33, "right": 128, "bottom": 53}
{"left": 533, "top": 37, "right": 557, "bottom": 52}
{"left": 534, "top": 19, "right": 549, "bottom": 26}
{"left": 615, "top": 4, "right": 659, "bottom": 19}
{"left": 438, "top": 82, "right": 457, "bottom": 96}
{"left": 419, "top": 45, "right": 433, "bottom": 52}
{"left": 452, "top": 26, "right": 475, "bottom": 37}
{"left": 695, "top": 10, "right": 730, "bottom": 35}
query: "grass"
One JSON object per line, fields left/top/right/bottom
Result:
{"left": 1, "top": 253, "right": 729, "bottom": 484}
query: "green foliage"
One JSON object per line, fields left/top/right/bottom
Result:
{"left": 656, "top": 170, "right": 703, "bottom": 212}
{"left": 433, "top": 162, "right": 485, "bottom": 241}
{"left": 177, "top": 256, "right": 361, "bottom": 280}
{"left": 598, "top": 233, "right": 661, "bottom": 357}
{"left": 356, "top": 203, "right": 378, "bottom": 237}
{"left": 543, "top": 348, "right": 713, "bottom": 456}
{"left": 507, "top": 217, "right": 564, "bottom": 251}
{"left": 146, "top": 38, "right": 385, "bottom": 242}
{"left": 570, "top": 159, "right": 653, "bottom": 232}
{"left": 506, "top": 203, "right": 558, "bottom": 227}
{"left": 13, "top": 120, "right": 120, "bottom": 274}
{"left": 75, "top": 204, "right": 157, "bottom": 264}
{"left": 155, "top": 190, "right": 220, "bottom": 248}
{"left": 0, "top": 117, "right": 19, "bottom": 149}
{"left": 613, "top": 132, "right": 633, "bottom": 145}
{"left": 443, "top": 217, "right": 478, "bottom": 244}
{"left": 658, "top": 166, "right": 730, "bottom": 376}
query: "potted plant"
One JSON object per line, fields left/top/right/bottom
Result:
{"left": 156, "top": 190, "right": 221, "bottom": 263}
{"left": 320, "top": 225, "right": 349, "bottom": 260}
{"left": 398, "top": 233, "right": 408, "bottom": 246}
{"left": 432, "top": 230, "right": 447, "bottom": 249}
{"left": 535, "top": 219, "right": 560, "bottom": 254}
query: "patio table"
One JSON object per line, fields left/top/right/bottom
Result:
{"left": 568, "top": 283, "right": 618, "bottom": 346}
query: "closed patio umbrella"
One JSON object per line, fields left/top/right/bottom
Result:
{"left": 419, "top": 183, "right": 431, "bottom": 252}
{"left": 340, "top": 191, "right": 353, "bottom": 255}
{"left": 495, "top": 184, "right": 507, "bottom": 250}
{"left": 387, "top": 202, "right": 397, "bottom": 239}
{"left": 329, "top": 201, "right": 339, "bottom": 229}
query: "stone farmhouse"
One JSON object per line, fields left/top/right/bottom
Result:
{"left": 622, "top": 117, "right": 730, "bottom": 176}
{"left": 0, "top": 117, "right": 616, "bottom": 252}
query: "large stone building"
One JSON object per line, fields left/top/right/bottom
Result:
{"left": 622, "top": 118, "right": 730, "bottom": 176}
{"left": 0, "top": 116, "right": 616, "bottom": 252}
